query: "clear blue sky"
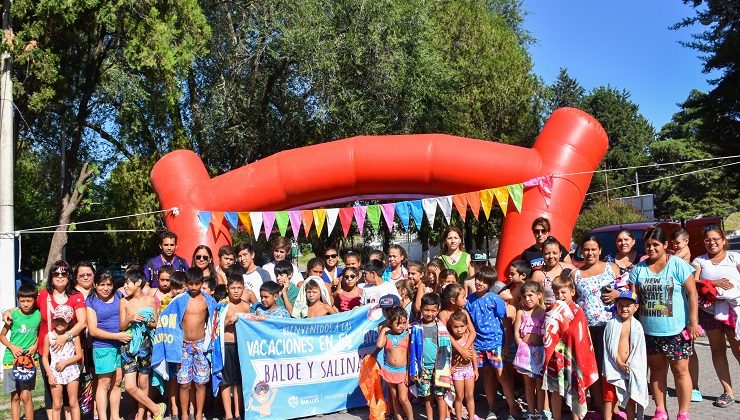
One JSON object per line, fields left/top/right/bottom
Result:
{"left": 523, "top": 0, "right": 716, "bottom": 130}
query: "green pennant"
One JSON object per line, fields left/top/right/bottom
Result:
{"left": 367, "top": 204, "right": 381, "bottom": 233}
{"left": 508, "top": 183, "right": 524, "bottom": 213}
{"left": 276, "top": 211, "right": 289, "bottom": 236}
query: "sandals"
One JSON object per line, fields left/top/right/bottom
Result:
{"left": 713, "top": 392, "right": 735, "bottom": 408}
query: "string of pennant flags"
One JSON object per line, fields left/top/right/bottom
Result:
{"left": 196, "top": 176, "right": 554, "bottom": 240}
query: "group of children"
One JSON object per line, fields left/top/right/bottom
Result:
{"left": 372, "top": 261, "right": 648, "bottom": 420}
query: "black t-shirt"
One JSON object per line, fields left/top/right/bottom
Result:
{"left": 521, "top": 244, "right": 569, "bottom": 271}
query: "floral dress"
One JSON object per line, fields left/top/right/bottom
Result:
{"left": 574, "top": 264, "right": 617, "bottom": 327}
{"left": 49, "top": 332, "right": 80, "bottom": 385}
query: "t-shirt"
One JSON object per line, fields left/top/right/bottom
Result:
{"left": 629, "top": 255, "right": 695, "bottom": 336}
{"left": 86, "top": 294, "right": 121, "bottom": 349}
{"left": 422, "top": 323, "right": 438, "bottom": 369}
{"left": 360, "top": 281, "right": 400, "bottom": 306}
{"left": 253, "top": 304, "right": 291, "bottom": 318}
{"left": 522, "top": 244, "right": 569, "bottom": 271}
{"left": 144, "top": 254, "right": 189, "bottom": 288}
{"left": 692, "top": 251, "right": 740, "bottom": 284}
{"left": 262, "top": 261, "right": 305, "bottom": 285}
{"left": 278, "top": 283, "right": 300, "bottom": 309}
{"left": 36, "top": 290, "right": 86, "bottom": 356}
{"left": 322, "top": 267, "right": 344, "bottom": 284}
{"left": 382, "top": 266, "right": 408, "bottom": 283}
{"left": 3, "top": 309, "right": 41, "bottom": 365}
{"left": 466, "top": 291, "right": 507, "bottom": 350}
{"left": 242, "top": 267, "right": 272, "bottom": 297}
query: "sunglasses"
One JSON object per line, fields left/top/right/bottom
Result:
{"left": 194, "top": 255, "right": 210, "bottom": 261}
{"left": 77, "top": 273, "right": 93, "bottom": 278}
{"left": 533, "top": 229, "right": 548, "bottom": 234}
{"left": 324, "top": 254, "right": 338, "bottom": 259}
{"left": 343, "top": 274, "right": 357, "bottom": 279}
{"left": 53, "top": 271, "right": 68, "bottom": 277}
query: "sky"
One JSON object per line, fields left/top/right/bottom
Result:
{"left": 523, "top": 0, "right": 717, "bottom": 130}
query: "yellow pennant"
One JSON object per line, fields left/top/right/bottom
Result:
{"left": 313, "top": 208, "right": 327, "bottom": 236}
{"left": 493, "top": 187, "right": 509, "bottom": 215}
{"left": 480, "top": 189, "right": 494, "bottom": 219}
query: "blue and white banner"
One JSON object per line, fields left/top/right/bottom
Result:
{"left": 236, "top": 305, "right": 382, "bottom": 419}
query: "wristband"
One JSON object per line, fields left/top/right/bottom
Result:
{"left": 66, "top": 332, "right": 73, "bottom": 340}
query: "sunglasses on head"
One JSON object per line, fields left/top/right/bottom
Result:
{"left": 194, "top": 255, "right": 210, "bottom": 261}
{"left": 703, "top": 224, "right": 720, "bottom": 232}
{"left": 324, "top": 254, "right": 338, "bottom": 259}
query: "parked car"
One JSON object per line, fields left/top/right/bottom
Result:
{"left": 571, "top": 217, "right": 723, "bottom": 264}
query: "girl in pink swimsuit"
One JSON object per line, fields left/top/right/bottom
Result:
{"left": 514, "top": 281, "right": 547, "bottom": 420}
{"left": 448, "top": 309, "right": 479, "bottom": 420}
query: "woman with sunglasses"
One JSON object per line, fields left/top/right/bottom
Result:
{"left": 191, "top": 245, "right": 216, "bottom": 285}
{"left": 334, "top": 266, "right": 361, "bottom": 312}
{"left": 321, "top": 246, "right": 344, "bottom": 286}
{"left": 4, "top": 260, "right": 88, "bottom": 420}
{"left": 690, "top": 226, "right": 740, "bottom": 408}
{"left": 521, "top": 217, "right": 572, "bottom": 271}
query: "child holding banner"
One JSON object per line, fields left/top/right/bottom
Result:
{"left": 376, "top": 306, "right": 414, "bottom": 420}
{"left": 254, "top": 281, "right": 291, "bottom": 318}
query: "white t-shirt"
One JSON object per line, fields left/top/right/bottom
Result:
{"left": 243, "top": 267, "right": 272, "bottom": 297}
{"left": 360, "top": 281, "right": 400, "bottom": 306}
{"left": 692, "top": 251, "right": 740, "bottom": 285}
{"left": 262, "top": 261, "right": 304, "bottom": 285}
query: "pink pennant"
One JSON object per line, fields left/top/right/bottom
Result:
{"left": 354, "top": 206, "right": 367, "bottom": 233}
{"left": 262, "top": 212, "right": 276, "bottom": 239}
{"left": 288, "top": 210, "right": 302, "bottom": 240}
{"left": 380, "top": 203, "right": 396, "bottom": 231}
{"left": 338, "top": 208, "right": 354, "bottom": 237}
{"left": 539, "top": 175, "right": 554, "bottom": 208}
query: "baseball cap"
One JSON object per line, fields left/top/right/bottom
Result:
{"left": 471, "top": 250, "right": 489, "bottom": 262}
{"left": 378, "top": 294, "right": 401, "bottom": 309}
{"left": 53, "top": 305, "right": 74, "bottom": 323}
{"left": 491, "top": 281, "right": 513, "bottom": 295}
{"left": 615, "top": 289, "right": 638, "bottom": 304}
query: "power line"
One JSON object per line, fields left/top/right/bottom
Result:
{"left": 17, "top": 229, "right": 158, "bottom": 234}
{"left": 15, "top": 208, "right": 178, "bottom": 232}
{"left": 558, "top": 154, "right": 740, "bottom": 177}
{"left": 585, "top": 161, "right": 740, "bottom": 196}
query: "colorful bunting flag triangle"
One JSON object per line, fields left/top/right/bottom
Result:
{"left": 262, "top": 212, "right": 276, "bottom": 239}
{"left": 480, "top": 189, "right": 494, "bottom": 219}
{"left": 326, "top": 208, "right": 339, "bottom": 235}
{"left": 493, "top": 187, "right": 509, "bottom": 215}
{"left": 422, "top": 198, "right": 437, "bottom": 228}
{"left": 409, "top": 200, "right": 424, "bottom": 229}
{"left": 380, "top": 203, "right": 395, "bottom": 231}
{"left": 367, "top": 204, "right": 381, "bottom": 232}
{"left": 396, "top": 202, "right": 411, "bottom": 231}
{"left": 250, "top": 211, "right": 263, "bottom": 240}
{"left": 276, "top": 211, "right": 289, "bottom": 236}
{"left": 437, "top": 196, "right": 453, "bottom": 225}
{"left": 288, "top": 210, "right": 302, "bottom": 239}
{"left": 452, "top": 194, "right": 468, "bottom": 221}
{"left": 507, "top": 183, "right": 523, "bottom": 213}
{"left": 339, "top": 208, "right": 354, "bottom": 237}
{"left": 198, "top": 211, "right": 212, "bottom": 232}
{"left": 301, "top": 210, "right": 314, "bottom": 237}
{"left": 313, "top": 208, "right": 327, "bottom": 236}
{"left": 354, "top": 206, "right": 367, "bottom": 233}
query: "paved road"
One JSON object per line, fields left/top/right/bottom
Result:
{"left": 14, "top": 337, "right": 738, "bottom": 419}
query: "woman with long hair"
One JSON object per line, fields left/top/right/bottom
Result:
{"left": 438, "top": 227, "right": 474, "bottom": 283}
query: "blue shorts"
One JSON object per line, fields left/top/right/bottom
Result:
{"left": 476, "top": 347, "right": 503, "bottom": 369}
{"left": 176, "top": 339, "right": 210, "bottom": 385}
{"left": 417, "top": 367, "right": 446, "bottom": 397}
{"left": 93, "top": 347, "right": 121, "bottom": 375}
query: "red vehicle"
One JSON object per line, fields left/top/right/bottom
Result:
{"left": 571, "top": 217, "right": 723, "bottom": 265}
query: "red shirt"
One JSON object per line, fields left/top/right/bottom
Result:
{"left": 36, "top": 289, "right": 86, "bottom": 355}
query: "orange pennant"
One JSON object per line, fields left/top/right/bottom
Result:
{"left": 465, "top": 192, "right": 481, "bottom": 220}
{"left": 237, "top": 212, "right": 253, "bottom": 236}
{"left": 301, "top": 209, "right": 314, "bottom": 237}
{"left": 452, "top": 194, "right": 468, "bottom": 222}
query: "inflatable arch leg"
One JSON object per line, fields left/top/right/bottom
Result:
{"left": 151, "top": 107, "right": 608, "bottom": 279}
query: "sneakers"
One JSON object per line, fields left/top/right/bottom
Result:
{"left": 677, "top": 412, "right": 690, "bottom": 420}
{"left": 486, "top": 411, "right": 498, "bottom": 420}
{"left": 653, "top": 407, "right": 669, "bottom": 420}
{"left": 713, "top": 392, "right": 734, "bottom": 408}
{"left": 691, "top": 389, "right": 703, "bottom": 402}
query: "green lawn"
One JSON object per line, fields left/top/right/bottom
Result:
{"left": 0, "top": 374, "right": 45, "bottom": 417}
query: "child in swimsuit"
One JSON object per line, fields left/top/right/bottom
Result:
{"left": 448, "top": 309, "right": 478, "bottom": 420}
{"left": 514, "top": 281, "right": 547, "bottom": 420}
{"left": 376, "top": 306, "right": 413, "bottom": 420}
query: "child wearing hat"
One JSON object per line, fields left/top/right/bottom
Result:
{"left": 602, "top": 290, "right": 648, "bottom": 420}
{"left": 41, "top": 304, "right": 82, "bottom": 420}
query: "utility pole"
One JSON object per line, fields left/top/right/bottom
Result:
{"left": 635, "top": 172, "right": 640, "bottom": 196}
{"left": 0, "top": 0, "right": 16, "bottom": 361}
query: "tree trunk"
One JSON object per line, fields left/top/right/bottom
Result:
{"left": 44, "top": 163, "right": 94, "bottom": 275}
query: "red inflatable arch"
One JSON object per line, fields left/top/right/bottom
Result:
{"left": 151, "top": 107, "right": 608, "bottom": 279}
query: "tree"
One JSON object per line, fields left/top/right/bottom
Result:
{"left": 573, "top": 201, "right": 644, "bottom": 241}
{"left": 8, "top": 0, "right": 210, "bottom": 271}
{"left": 547, "top": 68, "right": 586, "bottom": 115}
{"left": 674, "top": 1, "right": 739, "bottom": 156}
{"left": 644, "top": 90, "right": 740, "bottom": 219}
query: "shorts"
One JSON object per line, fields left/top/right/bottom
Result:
{"left": 177, "top": 339, "right": 210, "bottom": 385}
{"left": 589, "top": 325, "right": 606, "bottom": 375}
{"left": 381, "top": 363, "right": 407, "bottom": 385}
{"left": 451, "top": 363, "right": 474, "bottom": 381}
{"left": 121, "top": 336, "right": 153, "bottom": 375}
{"left": 513, "top": 343, "right": 544, "bottom": 378}
{"left": 220, "top": 343, "right": 241, "bottom": 387}
{"left": 476, "top": 347, "right": 503, "bottom": 369}
{"left": 645, "top": 333, "right": 693, "bottom": 361}
{"left": 4, "top": 367, "right": 36, "bottom": 393}
{"left": 699, "top": 309, "right": 734, "bottom": 331}
{"left": 417, "top": 367, "right": 446, "bottom": 397}
{"left": 93, "top": 347, "right": 121, "bottom": 375}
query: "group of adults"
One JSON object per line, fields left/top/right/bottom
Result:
{"left": 519, "top": 217, "right": 740, "bottom": 416}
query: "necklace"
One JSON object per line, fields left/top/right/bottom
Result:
{"left": 446, "top": 250, "right": 462, "bottom": 265}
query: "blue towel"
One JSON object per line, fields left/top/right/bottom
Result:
{"left": 151, "top": 292, "right": 221, "bottom": 394}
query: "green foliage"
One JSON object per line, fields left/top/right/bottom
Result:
{"left": 573, "top": 201, "right": 644, "bottom": 241}
{"left": 546, "top": 68, "right": 586, "bottom": 114}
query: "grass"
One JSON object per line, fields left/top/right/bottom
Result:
{"left": 296, "top": 252, "right": 315, "bottom": 271}
{"left": 0, "top": 374, "right": 45, "bottom": 417}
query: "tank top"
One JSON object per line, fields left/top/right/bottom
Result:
{"left": 86, "top": 294, "right": 122, "bottom": 349}
{"left": 574, "top": 263, "right": 617, "bottom": 327}
{"left": 518, "top": 310, "right": 545, "bottom": 338}
{"left": 542, "top": 264, "right": 572, "bottom": 306}
{"left": 442, "top": 252, "right": 471, "bottom": 282}
{"left": 337, "top": 291, "right": 361, "bottom": 312}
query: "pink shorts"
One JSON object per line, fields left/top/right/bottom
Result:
{"left": 451, "top": 363, "right": 474, "bottom": 381}
{"left": 381, "top": 363, "right": 407, "bottom": 384}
